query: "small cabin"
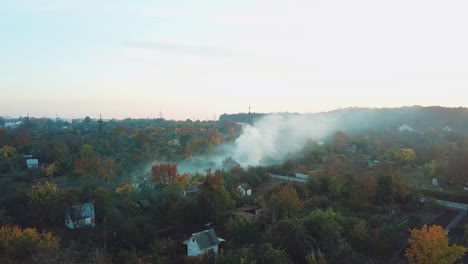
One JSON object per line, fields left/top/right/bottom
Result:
{"left": 26, "top": 159, "right": 39, "bottom": 169}
{"left": 183, "top": 229, "right": 225, "bottom": 257}
{"left": 65, "top": 203, "right": 96, "bottom": 229}
{"left": 237, "top": 183, "right": 252, "bottom": 197}
{"left": 181, "top": 186, "right": 199, "bottom": 197}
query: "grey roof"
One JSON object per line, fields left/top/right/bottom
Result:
{"left": 184, "top": 186, "right": 198, "bottom": 193}
{"left": 238, "top": 183, "right": 251, "bottom": 191}
{"left": 70, "top": 203, "right": 95, "bottom": 219}
{"left": 192, "top": 229, "right": 220, "bottom": 249}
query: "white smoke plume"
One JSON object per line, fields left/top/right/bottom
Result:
{"left": 231, "top": 114, "right": 335, "bottom": 167}
{"left": 172, "top": 113, "right": 336, "bottom": 174}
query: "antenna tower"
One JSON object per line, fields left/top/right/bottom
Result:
{"left": 98, "top": 114, "right": 103, "bottom": 145}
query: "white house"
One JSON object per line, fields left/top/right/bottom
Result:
{"left": 183, "top": 229, "right": 225, "bottom": 257}
{"left": 65, "top": 203, "right": 96, "bottom": 229}
{"left": 26, "top": 159, "right": 39, "bottom": 169}
{"left": 181, "top": 186, "right": 199, "bottom": 197}
{"left": 398, "top": 124, "right": 415, "bottom": 133}
{"left": 294, "top": 173, "right": 309, "bottom": 179}
{"left": 237, "top": 183, "right": 252, "bottom": 197}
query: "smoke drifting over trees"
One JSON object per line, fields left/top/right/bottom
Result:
{"left": 174, "top": 114, "right": 336, "bottom": 173}
{"left": 231, "top": 114, "right": 335, "bottom": 167}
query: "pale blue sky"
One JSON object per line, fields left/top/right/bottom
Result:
{"left": 1, "top": 0, "right": 467, "bottom": 120}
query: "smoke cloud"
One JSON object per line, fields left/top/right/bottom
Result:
{"left": 174, "top": 113, "right": 336, "bottom": 174}
{"left": 231, "top": 114, "right": 335, "bottom": 167}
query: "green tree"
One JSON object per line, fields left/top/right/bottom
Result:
{"left": 79, "top": 144, "right": 95, "bottom": 157}
{"left": 375, "top": 175, "right": 394, "bottom": 204}
{"left": 270, "top": 218, "right": 312, "bottom": 260}
{"left": 225, "top": 215, "right": 256, "bottom": 245}
{"left": 303, "top": 208, "right": 343, "bottom": 252}
{"left": 218, "top": 243, "right": 289, "bottom": 264}
{"left": 305, "top": 250, "right": 326, "bottom": 264}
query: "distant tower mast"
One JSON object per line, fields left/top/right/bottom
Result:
{"left": 248, "top": 106, "right": 252, "bottom": 125}
{"left": 98, "top": 114, "right": 103, "bottom": 145}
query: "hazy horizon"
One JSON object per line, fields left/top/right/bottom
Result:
{"left": 2, "top": 0, "right": 467, "bottom": 120}
{"left": 2, "top": 104, "right": 467, "bottom": 122}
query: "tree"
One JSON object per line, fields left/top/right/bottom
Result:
{"left": 394, "top": 148, "right": 417, "bottom": 164}
{"left": 27, "top": 182, "right": 63, "bottom": 225}
{"left": 198, "top": 170, "right": 234, "bottom": 221}
{"left": 270, "top": 218, "right": 312, "bottom": 260}
{"left": 42, "top": 162, "right": 57, "bottom": 177}
{"left": 332, "top": 131, "right": 347, "bottom": 153}
{"left": 405, "top": 224, "right": 466, "bottom": 264}
{"left": 28, "top": 182, "right": 60, "bottom": 207}
{"left": 266, "top": 183, "right": 303, "bottom": 222}
{"left": 12, "top": 128, "right": 31, "bottom": 150}
{"left": 151, "top": 163, "right": 178, "bottom": 185}
{"left": 225, "top": 215, "right": 256, "bottom": 245}
{"left": 79, "top": 144, "right": 95, "bottom": 157}
{"left": 0, "top": 145, "right": 16, "bottom": 160}
{"left": 217, "top": 243, "right": 289, "bottom": 264}
{"left": 375, "top": 175, "right": 394, "bottom": 204}
{"left": 303, "top": 208, "right": 343, "bottom": 252}
{"left": 0, "top": 225, "right": 59, "bottom": 262}
{"left": 359, "top": 174, "right": 377, "bottom": 200}
{"left": 305, "top": 250, "right": 326, "bottom": 264}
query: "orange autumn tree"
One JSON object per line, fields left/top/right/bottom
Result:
{"left": 405, "top": 224, "right": 466, "bottom": 264}
{"left": 151, "top": 163, "right": 178, "bottom": 185}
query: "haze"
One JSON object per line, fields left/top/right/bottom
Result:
{"left": 1, "top": 0, "right": 467, "bottom": 120}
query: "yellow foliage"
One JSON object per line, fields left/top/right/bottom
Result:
{"left": 394, "top": 148, "right": 417, "bottom": 163}
{"left": 28, "top": 182, "right": 59, "bottom": 205}
{"left": 115, "top": 182, "right": 134, "bottom": 197}
{"left": 405, "top": 224, "right": 466, "bottom": 264}
{"left": 80, "top": 144, "right": 94, "bottom": 157}
{"left": 43, "top": 162, "right": 57, "bottom": 177}
{"left": 0, "top": 145, "right": 16, "bottom": 160}
{"left": 0, "top": 225, "right": 59, "bottom": 259}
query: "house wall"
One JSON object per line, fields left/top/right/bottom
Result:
{"left": 187, "top": 239, "right": 203, "bottom": 256}
{"left": 237, "top": 186, "right": 246, "bottom": 196}
{"left": 202, "top": 245, "right": 219, "bottom": 255}
{"left": 246, "top": 189, "right": 252, "bottom": 196}
{"left": 186, "top": 239, "right": 219, "bottom": 256}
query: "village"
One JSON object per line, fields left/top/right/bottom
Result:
{"left": 1, "top": 107, "right": 468, "bottom": 263}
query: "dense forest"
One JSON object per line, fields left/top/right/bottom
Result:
{"left": 1, "top": 106, "right": 468, "bottom": 263}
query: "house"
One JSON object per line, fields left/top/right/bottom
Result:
{"left": 181, "top": 186, "right": 199, "bottom": 197}
{"left": 237, "top": 183, "right": 252, "bottom": 197}
{"left": 294, "top": 173, "right": 309, "bottom": 179}
{"left": 65, "top": 203, "right": 96, "bottom": 229}
{"left": 398, "top": 124, "right": 415, "bottom": 133}
{"left": 183, "top": 229, "right": 225, "bottom": 256}
{"left": 138, "top": 199, "right": 151, "bottom": 212}
{"left": 26, "top": 159, "right": 39, "bottom": 169}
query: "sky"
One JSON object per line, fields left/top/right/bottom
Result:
{"left": 1, "top": 0, "right": 467, "bottom": 120}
